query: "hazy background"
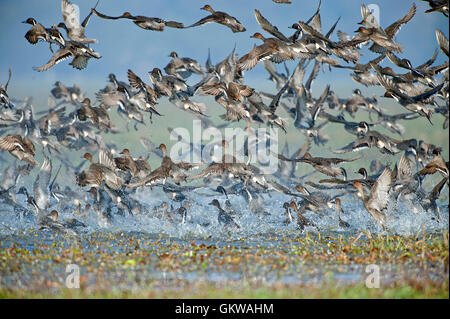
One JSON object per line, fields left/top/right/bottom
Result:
{"left": 1, "top": 0, "right": 449, "bottom": 174}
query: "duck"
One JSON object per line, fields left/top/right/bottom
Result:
{"left": 166, "top": 202, "right": 189, "bottom": 224}
{"left": 360, "top": 3, "right": 416, "bottom": 54}
{"left": 422, "top": 0, "right": 449, "bottom": 17}
{"left": 373, "top": 111, "right": 419, "bottom": 136}
{"left": 186, "top": 5, "right": 246, "bottom": 33}
{"left": 23, "top": 19, "right": 65, "bottom": 51}
{"left": 216, "top": 186, "right": 239, "bottom": 217}
{"left": 127, "top": 144, "right": 200, "bottom": 188}
{"left": 37, "top": 209, "right": 71, "bottom": 233}
{"left": 58, "top": 0, "right": 98, "bottom": 44}
{"left": 352, "top": 26, "right": 403, "bottom": 53}
{"left": 295, "top": 184, "right": 345, "bottom": 216}
{"left": 76, "top": 149, "right": 124, "bottom": 189}
{"left": 88, "top": 187, "right": 114, "bottom": 227}
{"left": 51, "top": 81, "right": 84, "bottom": 105}
{"left": 377, "top": 73, "right": 444, "bottom": 123}
{"left": 40, "top": 209, "right": 86, "bottom": 231}
{"left": 333, "top": 130, "right": 401, "bottom": 155}
{"left": 282, "top": 202, "right": 294, "bottom": 225}
{"left": 169, "top": 94, "right": 207, "bottom": 117}
{"left": 289, "top": 201, "right": 315, "bottom": 231}
{"left": 22, "top": 17, "right": 50, "bottom": 44}
{"left": 127, "top": 69, "right": 158, "bottom": 106}
{"left": 164, "top": 52, "right": 205, "bottom": 79}
{"left": 149, "top": 68, "right": 188, "bottom": 98}
{"left": 334, "top": 198, "right": 350, "bottom": 228}
{"left": 0, "top": 134, "right": 39, "bottom": 167}
{"left": 33, "top": 40, "right": 101, "bottom": 71}
{"left": 189, "top": 140, "right": 252, "bottom": 182}
{"left": 114, "top": 148, "right": 151, "bottom": 179}
{"left": 254, "top": 9, "right": 290, "bottom": 43}
{"left": 76, "top": 98, "right": 111, "bottom": 130}
{"left": 418, "top": 155, "right": 449, "bottom": 180}
{"left": 323, "top": 113, "right": 372, "bottom": 136}
{"left": 352, "top": 167, "right": 394, "bottom": 230}
{"left": 198, "top": 81, "right": 254, "bottom": 103}
{"left": 0, "top": 69, "right": 13, "bottom": 109}
{"left": 208, "top": 199, "right": 240, "bottom": 229}
{"left": 274, "top": 151, "right": 355, "bottom": 179}
{"left": 91, "top": 8, "right": 184, "bottom": 31}
{"left": 238, "top": 33, "right": 296, "bottom": 71}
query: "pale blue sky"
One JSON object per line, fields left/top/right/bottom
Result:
{"left": 1, "top": 0, "right": 448, "bottom": 107}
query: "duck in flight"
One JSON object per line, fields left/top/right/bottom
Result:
{"left": 91, "top": 8, "right": 184, "bottom": 31}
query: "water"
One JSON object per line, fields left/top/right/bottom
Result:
{"left": 0, "top": 185, "right": 448, "bottom": 238}
{"left": 0, "top": 183, "right": 448, "bottom": 294}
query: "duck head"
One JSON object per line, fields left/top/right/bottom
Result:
{"left": 354, "top": 26, "right": 369, "bottom": 34}
{"left": 340, "top": 167, "right": 348, "bottom": 181}
{"left": 169, "top": 51, "right": 178, "bottom": 58}
{"left": 122, "top": 12, "right": 133, "bottom": 18}
{"left": 356, "top": 167, "right": 368, "bottom": 179}
{"left": 216, "top": 186, "right": 228, "bottom": 197}
{"left": 151, "top": 68, "right": 163, "bottom": 78}
{"left": 22, "top": 17, "right": 37, "bottom": 25}
{"left": 120, "top": 148, "right": 131, "bottom": 155}
{"left": 57, "top": 22, "right": 69, "bottom": 32}
{"left": 158, "top": 143, "right": 167, "bottom": 156}
{"left": 208, "top": 199, "right": 221, "bottom": 208}
{"left": 83, "top": 152, "right": 94, "bottom": 164}
{"left": 201, "top": 5, "right": 214, "bottom": 13}
{"left": 250, "top": 32, "right": 265, "bottom": 41}
{"left": 82, "top": 97, "right": 91, "bottom": 106}
{"left": 289, "top": 23, "right": 301, "bottom": 30}
{"left": 49, "top": 210, "right": 58, "bottom": 222}
{"left": 289, "top": 201, "right": 299, "bottom": 211}
{"left": 357, "top": 121, "right": 370, "bottom": 135}
{"left": 295, "top": 185, "right": 309, "bottom": 196}
{"left": 352, "top": 181, "right": 364, "bottom": 194}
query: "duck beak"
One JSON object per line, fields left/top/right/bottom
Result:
{"left": 208, "top": 201, "right": 214, "bottom": 206}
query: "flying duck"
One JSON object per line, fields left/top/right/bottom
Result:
{"left": 185, "top": 5, "right": 246, "bottom": 33}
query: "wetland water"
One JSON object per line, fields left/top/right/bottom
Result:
{"left": 0, "top": 187, "right": 448, "bottom": 296}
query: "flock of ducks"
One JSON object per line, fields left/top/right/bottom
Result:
{"left": 0, "top": 0, "right": 449, "bottom": 234}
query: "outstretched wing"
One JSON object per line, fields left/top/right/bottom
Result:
{"left": 62, "top": 0, "right": 81, "bottom": 33}
{"left": 254, "top": 9, "right": 289, "bottom": 42}
{"left": 33, "top": 48, "right": 73, "bottom": 72}
{"left": 368, "top": 167, "right": 393, "bottom": 212}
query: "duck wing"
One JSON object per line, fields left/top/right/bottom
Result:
{"left": 436, "top": 29, "right": 449, "bottom": 57}
{"left": 384, "top": 3, "right": 416, "bottom": 38}
{"left": 33, "top": 48, "right": 73, "bottom": 72}
{"left": 368, "top": 167, "right": 393, "bottom": 212}
{"left": 81, "top": 0, "right": 99, "bottom": 27}
{"left": 254, "top": 9, "right": 289, "bottom": 42}
{"left": 70, "top": 55, "right": 89, "bottom": 70}
{"left": 185, "top": 15, "right": 216, "bottom": 28}
{"left": 62, "top": 0, "right": 82, "bottom": 36}
{"left": 92, "top": 8, "right": 129, "bottom": 20}
{"left": 34, "top": 156, "right": 52, "bottom": 210}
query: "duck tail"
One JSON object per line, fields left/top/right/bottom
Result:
{"left": 166, "top": 21, "right": 184, "bottom": 29}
